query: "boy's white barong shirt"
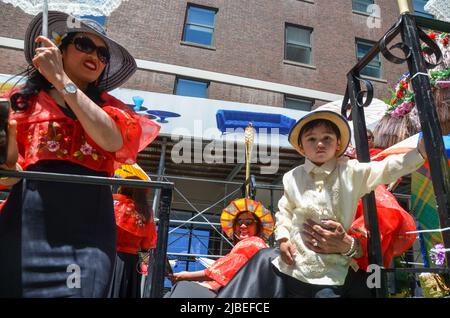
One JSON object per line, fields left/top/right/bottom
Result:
{"left": 272, "top": 149, "right": 425, "bottom": 286}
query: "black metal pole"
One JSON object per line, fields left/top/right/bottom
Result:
{"left": 0, "top": 169, "right": 173, "bottom": 189}
{"left": 346, "top": 73, "right": 387, "bottom": 298}
{"left": 401, "top": 13, "right": 450, "bottom": 269}
{"left": 150, "top": 188, "right": 172, "bottom": 298}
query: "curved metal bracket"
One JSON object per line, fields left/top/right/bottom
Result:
{"left": 342, "top": 75, "right": 373, "bottom": 126}
{"left": 417, "top": 27, "right": 443, "bottom": 69}
{"left": 354, "top": 75, "right": 374, "bottom": 108}
{"left": 379, "top": 16, "right": 442, "bottom": 68}
{"left": 341, "top": 87, "right": 352, "bottom": 121}
{"left": 380, "top": 17, "right": 410, "bottom": 64}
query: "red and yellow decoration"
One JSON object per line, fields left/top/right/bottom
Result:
{"left": 221, "top": 198, "right": 274, "bottom": 241}
{"left": 114, "top": 163, "right": 150, "bottom": 181}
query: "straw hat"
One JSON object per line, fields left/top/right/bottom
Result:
{"left": 115, "top": 163, "right": 150, "bottom": 181}
{"left": 288, "top": 110, "right": 351, "bottom": 157}
{"left": 220, "top": 198, "right": 274, "bottom": 241}
{"left": 24, "top": 11, "right": 137, "bottom": 92}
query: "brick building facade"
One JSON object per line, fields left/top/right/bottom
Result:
{"left": 0, "top": 0, "right": 418, "bottom": 108}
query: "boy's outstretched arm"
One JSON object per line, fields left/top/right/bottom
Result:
{"left": 417, "top": 137, "right": 427, "bottom": 159}
{"left": 352, "top": 143, "right": 426, "bottom": 197}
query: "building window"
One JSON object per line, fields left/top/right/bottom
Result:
{"left": 413, "top": 0, "right": 433, "bottom": 18}
{"left": 285, "top": 24, "right": 313, "bottom": 65}
{"left": 356, "top": 40, "right": 382, "bottom": 79}
{"left": 175, "top": 78, "right": 209, "bottom": 98}
{"left": 352, "top": 0, "right": 374, "bottom": 14}
{"left": 285, "top": 96, "right": 314, "bottom": 111}
{"left": 182, "top": 4, "right": 217, "bottom": 46}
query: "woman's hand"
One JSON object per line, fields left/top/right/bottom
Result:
{"left": 32, "top": 36, "right": 68, "bottom": 90}
{"left": 0, "top": 120, "right": 18, "bottom": 170}
{"left": 301, "top": 219, "right": 353, "bottom": 254}
{"left": 171, "top": 271, "right": 189, "bottom": 284}
{"left": 279, "top": 238, "right": 297, "bottom": 265}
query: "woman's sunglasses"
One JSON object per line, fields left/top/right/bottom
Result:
{"left": 70, "top": 36, "right": 110, "bottom": 65}
{"left": 236, "top": 219, "right": 256, "bottom": 226}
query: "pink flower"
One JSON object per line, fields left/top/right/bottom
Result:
{"left": 80, "top": 143, "right": 93, "bottom": 155}
{"left": 47, "top": 140, "right": 60, "bottom": 152}
{"left": 390, "top": 102, "right": 414, "bottom": 119}
{"left": 430, "top": 243, "right": 446, "bottom": 266}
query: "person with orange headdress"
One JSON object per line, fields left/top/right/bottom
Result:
{"left": 164, "top": 198, "right": 274, "bottom": 298}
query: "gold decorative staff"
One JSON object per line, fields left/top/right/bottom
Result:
{"left": 244, "top": 123, "right": 255, "bottom": 198}
{"left": 397, "top": 0, "right": 410, "bottom": 14}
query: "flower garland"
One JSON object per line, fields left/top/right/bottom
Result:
{"left": 386, "top": 31, "right": 450, "bottom": 118}
{"left": 386, "top": 77, "right": 415, "bottom": 119}
{"left": 430, "top": 68, "right": 450, "bottom": 88}
{"left": 430, "top": 243, "right": 446, "bottom": 266}
{"left": 427, "top": 32, "right": 449, "bottom": 47}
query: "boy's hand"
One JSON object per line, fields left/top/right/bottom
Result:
{"left": 417, "top": 137, "right": 427, "bottom": 159}
{"left": 279, "top": 239, "right": 297, "bottom": 265}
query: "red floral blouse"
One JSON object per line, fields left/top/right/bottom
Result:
{"left": 202, "top": 236, "right": 267, "bottom": 291}
{"left": 113, "top": 193, "right": 157, "bottom": 254}
{"left": 0, "top": 89, "right": 160, "bottom": 175}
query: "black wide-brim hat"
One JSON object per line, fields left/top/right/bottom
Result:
{"left": 24, "top": 11, "right": 137, "bottom": 92}
{"left": 288, "top": 110, "right": 351, "bottom": 157}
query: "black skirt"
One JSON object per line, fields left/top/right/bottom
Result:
{"left": 0, "top": 161, "right": 116, "bottom": 297}
{"left": 107, "top": 252, "right": 141, "bottom": 298}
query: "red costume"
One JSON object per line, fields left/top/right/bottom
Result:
{"left": 113, "top": 193, "right": 157, "bottom": 254}
{"left": 202, "top": 236, "right": 267, "bottom": 290}
{"left": 369, "top": 147, "right": 384, "bottom": 158}
{"left": 0, "top": 90, "right": 159, "bottom": 175}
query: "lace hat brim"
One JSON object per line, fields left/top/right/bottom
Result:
{"left": 24, "top": 11, "right": 136, "bottom": 92}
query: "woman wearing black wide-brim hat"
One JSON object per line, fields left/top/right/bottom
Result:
{"left": 0, "top": 12, "right": 160, "bottom": 297}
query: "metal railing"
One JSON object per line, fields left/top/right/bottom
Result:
{"left": 0, "top": 169, "right": 174, "bottom": 298}
{"left": 341, "top": 7, "right": 450, "bottom": 297}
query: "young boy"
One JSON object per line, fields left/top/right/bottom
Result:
{"left": 272, "top": 110, "right": 427, "bottom": 297}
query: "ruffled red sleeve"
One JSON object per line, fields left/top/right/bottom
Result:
{"left": 204, "top": 236, "right": 267, "bottom": 286}
{"left": 100, "top": 92, "right": 160, "bottom": 166}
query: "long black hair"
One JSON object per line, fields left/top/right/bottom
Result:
{"left": 9, "top": 32, "right": 107, "bottom": 111}
{"left": 118, "top": 183, "right": 152, "bottom": 222}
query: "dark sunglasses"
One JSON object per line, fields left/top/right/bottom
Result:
{"left": 70, "top": 36, "right": 110, "bottom": 65}
{"left": 236, "top": 219, "right": 256, "bottom": 226}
